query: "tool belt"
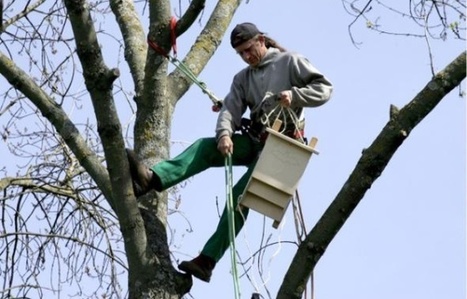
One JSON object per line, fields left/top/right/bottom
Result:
{"left": 238, "top": 118, "right": 307, "bottom": 144}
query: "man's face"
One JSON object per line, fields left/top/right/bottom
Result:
{"left": 234, "top": 36, "right": 267, "bottom": 67}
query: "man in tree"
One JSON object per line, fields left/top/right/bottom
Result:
{"left": 127, "top": 22, "right": 333, "bottom": 282}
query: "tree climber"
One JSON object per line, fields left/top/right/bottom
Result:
{"left": 126, "top": 22, "right": 333, "bottom": 283}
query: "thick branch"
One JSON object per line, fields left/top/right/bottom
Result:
{"left": 277, "top": 51, "right": 466, "bottom": 299}
{"left": 135, "top": 0, "right": 171, "bottom": 157}
{"left": 168, "top": 0, "right": 242, "bottom": 103}
{"left": 64, "top": 0, "right": 148, "bottom": 272}
{"left": 0, "top": 177, "right": 78, "bottom": 199}
{"left": 176, "top": 0, "right": 206, "bottom": 36}
{"left": 110, "top": 0, "right": 147, "bottom": 99}
{"left": 0, "top": 52, "right": 112, "bottom": 204}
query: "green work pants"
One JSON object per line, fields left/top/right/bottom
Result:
{"left": 151, "top": 134, "right": 262, "bottom": 262}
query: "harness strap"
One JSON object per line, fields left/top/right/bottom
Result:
{"left": 169, "top": 16, "right": 177, "bottom": 56}
{"left": 147, "top": 16, "right": 177, "bottom": 58}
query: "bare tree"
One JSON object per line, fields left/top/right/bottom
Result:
{"left": 0, "top": 1, "right": 464, "bottom": 299}
{"left": 344, "top": 0, "right": 465, "bottom": 40}
{"left": 343, "top": 0, "right": 465, "bottom": 73}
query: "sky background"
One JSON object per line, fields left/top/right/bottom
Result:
{"left": 0, "top": 1, "right": 465, "bottom": 299}
{"left": 164, "top": 1, "right": 465, "bottom": 299}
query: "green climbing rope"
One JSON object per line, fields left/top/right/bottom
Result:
{"left": 225, "top": 154, "right": 241, "bottom": 299}
{"left": 148, "top": 36, "right": 223, "bottom": 108}
{"left": 168, "top": 56, "right": 223, "bottom": 108}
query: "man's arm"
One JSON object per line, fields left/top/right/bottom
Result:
{"left": 215, "top": 73, "right": 247, "bottom": 141}
{"left": 289, "top": 54, "right": 333, "bottom": 108}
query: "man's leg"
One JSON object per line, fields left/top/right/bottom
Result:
{"left": 178, "top": 162, "right": 257, "bottom": 282}
{"left": 200, "top": 165, "right": 254, "bottom": 262}
{"left": 152, "top": 135, "right": 256, "bottom": 190}
{"left": 127, "top": 134, "right": 256, "bottom": 196}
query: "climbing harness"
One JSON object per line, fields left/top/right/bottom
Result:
{"left": 225, "top": 154, "right": 241, "bottom": 299}
{"left": 147, "top": 17, "right": 223, "bottom": 110}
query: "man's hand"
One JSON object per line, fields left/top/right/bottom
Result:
{"left": 217, "top": 135, "right": 233, "bottom": 156}
{"left": 278, "top": 90, "right": 292, "bottom": 107}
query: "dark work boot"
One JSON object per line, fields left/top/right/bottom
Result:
{"left": 178, "top": 254, "right": 216, "bottom": 282}
{"left": 125, "top": 148, "right": 162, "bottom": 196}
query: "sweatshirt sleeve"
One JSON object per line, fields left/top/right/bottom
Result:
{"left": 215, "top": 73, "right": 248, "bottom": 141}
{"left": 288, "top": 54, "right": 333, "bottom": 108}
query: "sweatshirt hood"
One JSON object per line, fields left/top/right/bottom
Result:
{"left": 255, "top": 48, "right": 281, "bottom": 69}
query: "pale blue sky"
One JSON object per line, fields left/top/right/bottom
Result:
{"left": 0, "top": 1, "right": 464, "bottom": 299}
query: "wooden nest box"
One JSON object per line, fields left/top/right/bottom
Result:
{"left": 238, "top": 121, "right": 319, "bottom": 228}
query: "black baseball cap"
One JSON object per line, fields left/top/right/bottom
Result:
{"left": 230, "top": 22, "right": 263, "bottom": 48}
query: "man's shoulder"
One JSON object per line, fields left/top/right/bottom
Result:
{"left": 233, "top": 65, "right": 251, "bottom": 80}
{"left": 275, "top": 50, "right": 305, "bottom": 61}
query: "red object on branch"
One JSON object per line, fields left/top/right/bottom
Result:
{"left": 147, "top": 16, "right": 178, "bottom": 58}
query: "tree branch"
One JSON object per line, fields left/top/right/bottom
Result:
{"left": 168, "top": 0, "right": 243, "bottom": 103}
{"left": 110, "top": 0, "right": 147, "bottom": 100}
{"left": 176, "top": 0, "right": 206, "bottom": 36}
{"left": 0, "top": 0, "right": 46, "bottom": 33}
{"left": 0, "top": 52, "right": 113, "bottom": 204}
{"left": 0, "top": 231, "right": 128, "bottom": 270}
{"left": 0, "top": 176, "right": 78, "bottom": 199}
{"left": 64, "top": 0, "right": 149, "bottom": 272}
{"left": 277, "top": 51, "right": 466, "bottom": 299}
{"left": 0, "top": 0, "right": 3, "bottom": 31}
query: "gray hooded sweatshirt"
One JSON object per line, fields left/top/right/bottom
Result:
{"left": 215, "top": 47, "right": 333, "bottom": 141}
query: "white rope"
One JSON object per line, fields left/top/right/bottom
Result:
{"left": 260, "top": 103, "right": 306, "bottom": 144}
{"left": 238, "top": 208, "right": 261, "bottom": 293}
{"left": 237, "top": 205, "right": 286, "bottom": 299}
